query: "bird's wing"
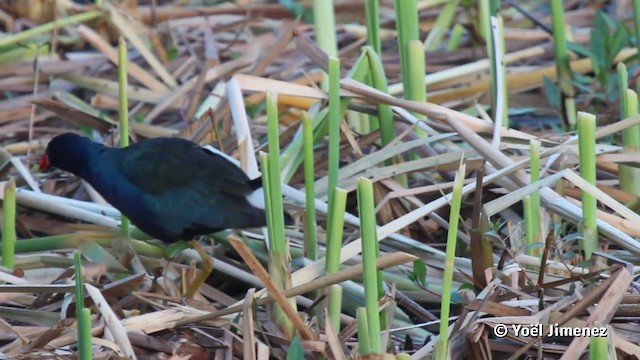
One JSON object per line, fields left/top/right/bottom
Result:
{"left": 113, "top": 138, "right": 265, "bottom": 239}
{"left": 118, "top": 138, "right": 257, "bottom": 197}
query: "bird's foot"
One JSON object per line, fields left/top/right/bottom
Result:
{"left": 182, "top": 240, "right": 213, "bottom": 299}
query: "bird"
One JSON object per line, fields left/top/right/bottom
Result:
{"left": 39, "top": 132, "right": 275, "bottom": 242}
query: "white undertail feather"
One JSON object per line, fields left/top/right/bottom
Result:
{"left": 202, "top": 145, "right": 265, "bottom": 210}
{"left": 246, "top": 188, "right": 266, "bottom": 210}
{"left": 202, "top": 145, "right": 241, "bottom": 167}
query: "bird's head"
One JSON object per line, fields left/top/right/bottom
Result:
{"left": 39, "top": 133, "right": 101, "bottom": 177}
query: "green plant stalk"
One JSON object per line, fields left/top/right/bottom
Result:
{"left": 577, "top": 112, "right": 598, "bottom": 259}
{"left": 620, "top": 88, "right": 640, "bottom": 195}
{"left": 356, "top": 307, "right": 372, "bottom": 355}
{"left": 364, "top": 46, "right": 406, "bottom": 186}
{"left": 117, "top": 37, "right": 131, "bottom": 240}
{"left": 260, "top": 151, "right": 275, "bottom": 255}
{"left": 438, "top": 161, "right": 466, "bottom": 360}
{"left": 356, "top": 178, "right": 382, "bottom": 354}
{"left": 259, "top": 152, "right": 295, "bottom": 338}
{"left": 73, "top": 251, "right": 91, "bottom": 360}
{"left": 266, "top": 92, "right": 287, "bottom": 253}
{"left": 78, "top": 308, "right": 92, "bottom": 360}
{"left": 530, "top": 139, "right": 541, "bottom": 256}
{"left": 446, "top": 24, "right": 465, "bottom": 51}
{"left": 633, "top": 0, "right": 640, "bottom": 53}
{"left": 0, "top": 11, "right": 101, "bottom": 48}
{"left": 523, "top": 195, "right": 535, "bottom": 257}
{"left": 589, "top": 329, "right": 608, "bottom": 360}
{"left": 74, "top": 252, "right": 85, "bottom": 316}
{"left": 325, "top": 188, "right": 347, "bottom": 274}
{"left": 0, "top": 44, "right": 50, "bottom": 65}
{"left": 264, "top": 92, "right": 295, "bottom": 338}
{"left": 4, "top": 234, "right": 165, "bottom": 258}
{"left": 327, "top": 57, "right": 342, "bottom": 236}
{"left": 478, "top": 0, "right": 490, "bottom": 40}
{"left": 394, "top": 0, "right": 419, "bottom": 100}
{"left": 618, "top": 62, "right": 629, "bottom": 113}
{"left": 407, "top": 39, "right": 427, "bottom": 116}
{"left": 423, "top": 0, "right": 459, "bottom": 51}
{"left": 365, "top": 0, "right": 381, "bottom": 54}
{"left": 2, "top": 178, "right": 16, "bottom": 270}
{"left": 313, "top": 0, "right": 338, "bottom": 90}
{"left": 328, "top": 284, "right": 342, "bottom": 333}
{"left": 280, "top": 53, "right": 365, "bottom": 183}
{"left": 302, "top": 113, "right": 318, "bottom": 260}
{"left": 322, "top": 187, "right": 346, "bottom": 329}
{"left": 349, "top": 52, "right": 372, "bottom": 133}
{"left": 364, "top": 47, "right": 395, "bottom": 147}
{"left": 551, "top": 0, "right": 576, "bottom": 129}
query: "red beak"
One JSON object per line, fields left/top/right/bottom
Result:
{"left": 38, "top": 153, "right": 50, "bottom": 170}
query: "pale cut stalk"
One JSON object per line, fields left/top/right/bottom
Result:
{"left": 302, "top": 113, "right": 318, "bottom": 261}
{"left": 478, "top": 0, "right": 490, "bottom": 40}
{"left": 312, "top": 0, "right": 337, "bottom": 90}
{"left": 357, "top": 178, "right": 382, "bottom": 354}
{"left": 578, "top": 112, "right": 598, "bottom": 259}
{"left": 437, "top": 161, "right": 465, "bottom": 360}
{"left": 407, "top": 39, "right": 427, "bottom": 125}
{"left": 9, "top": 157, "right": 40, "bottom": 193}
{"left": 227, "top": 78, "right": 260, "bottom": 179}
{"left": 356, "top": 307, "right": 372, "bottom": 355}
{"left": 117, "top": 37, "right": 130, "bottom": 240}
{"left": 15, "top": 189, "right": 120, "bottom": 218}
{"left": 328, "top": 284, "right": 342, "bottom": 333}
{"left": 2, "top": 179, "right": 16, "bottom": 270}
{"left": 85, "top": 284, "right": 137, "bottom": 359}
{"left": 490, "top": 15, "right": 507, "bottom": 146}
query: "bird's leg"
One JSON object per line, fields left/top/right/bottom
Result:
{"left": 183, "top": 240, "right": 214, "bottom": 299}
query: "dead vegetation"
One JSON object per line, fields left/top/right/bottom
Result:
{"left": 0, "top": 0, "right": 639, "bottom": 359}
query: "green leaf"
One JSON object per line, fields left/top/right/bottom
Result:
{"left": 287, "top": 336, "right": 304, "bottom": 360}
{"left": 166, "top": 241, "right": 191, "bottom": 258}
{"left": 591, "top": 11, "right": 609, "bottom": 78}
{"left": 412, "top": 259, "right": 427, "bottom": 288}
{"left": 458, "top": 282, "right": 475, "bottom": 292}
{"left": 542, "top": 76, "right": 561, "bottom": 110}
{"left": 566, "top": 41, "right": 594, "bottom": 59}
